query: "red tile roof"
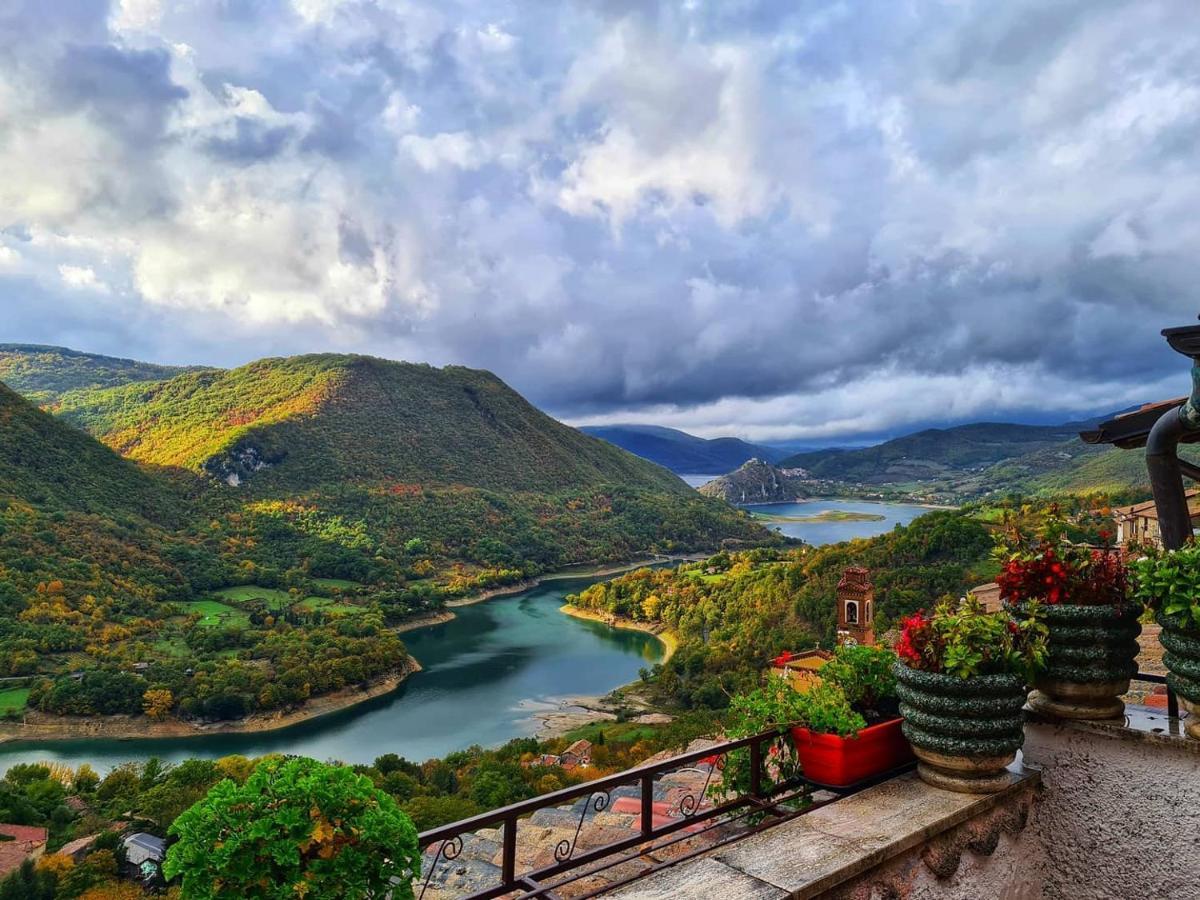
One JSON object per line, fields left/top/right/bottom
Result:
{"left": 0, "top": 825, "right": 48, "bottom": 844}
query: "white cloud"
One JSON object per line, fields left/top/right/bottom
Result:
{"left": 58, "top": 265, "right": 110, "bottom": 293}
{"left": 2, "top": 0, "right": 1200, "bottom": 440}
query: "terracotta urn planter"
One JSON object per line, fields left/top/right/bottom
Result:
{"left": 1157, "top": 609, "right": 1200, "bottom": 739}
{"left": 894, "top": 662, "right": 1026, "bottom": 794}
{"left": 790, "top": 717, "right": 914, "bottom": 788}
{"left": 1009, "top": 601, "right": 1141, "bottom": 720}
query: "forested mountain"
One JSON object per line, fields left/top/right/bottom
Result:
{"left": 697, "top": 458, "right": 809, "bottom": 504}
{"left": 0, "top": 349, "right": 774, "bottom": 728}
{"left": 57, "top": 355, "right": 689, "bottom": 494}
{"left": 779, "top": 421, "right": 1087, "bottom": 484}
{"left": 0, "top": 382, "right": 175, "bottom": 521}
{"left": 0, "top": 344, "right": 200, "bottom": 406}
{"left": 581, "top": 424, "right": 785, "bottom": 474}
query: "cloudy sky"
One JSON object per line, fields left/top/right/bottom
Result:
{"left": 2, "top": 1, "right": 1199, "bottom": 442}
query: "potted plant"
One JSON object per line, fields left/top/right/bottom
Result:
{"left": 721, "top": 645, "right": 913, "bottom": 795}
{"left": 789, "top": 644, "right": 914, "bottom": 787}
{"left": 1132, "top": 543, "right": 1200, "bottom": 739}
{"left": 894, "top": 596, "right": 1046, "bottom": 793}
{"left": 997, "top": 520, "right": 1140, "bottom": 719}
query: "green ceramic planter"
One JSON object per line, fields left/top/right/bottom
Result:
{"left": 894, "top": 662, "right": 1026, "bottom": 794}
{"left": 1157, "top": 609, "right": 1200, "bottom": 740}
{"left": 1009, "top": 601, "right": 1141, "bottom": 720}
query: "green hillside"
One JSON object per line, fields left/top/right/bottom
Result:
{"left": 0, "top": 352, "right": 773, "bottom": 730}
{"left": 56, "top": 354, "right": 689, "bottom": 495}
{"left": 0, "top": 344, "right": 200, "bottom": 406}
{"left": 780, "top": 422, "right": 1083, "bottom": 484}
{"left": 983, "top": 439, "right": 1150, "bottom": 500}
{"left": 0, "top": 381, "right": 176, "bottom": 522}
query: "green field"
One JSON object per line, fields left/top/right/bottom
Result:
{"left": 180, "top": 600, "right": 250, "bottom": 627}
{"left": 298, "top": 597, "right": 367, "bottom": 616}
{"left": 685, "top": 569, "right": 727, "bottom": 585}
{"left": 0, "top": 688, "right": 30, "bottom": 714}
{"left": 213, "top": 585, "right": 296, "bottom": 610}
{"left": 313, "top": 578, "right": 359, "bottom": 591}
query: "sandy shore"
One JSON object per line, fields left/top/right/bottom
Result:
{"left": 394, "top": 610, "right": 456, "bottom": 633}
{"left": 558, "top": 604, "right": 678, "bottom": 663}
{"left": 0, "top": 658, "right": 422, "bottom": 744}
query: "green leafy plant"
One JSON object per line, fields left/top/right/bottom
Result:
{"left": 896, "top": 595, "right": 1047, "bottom": 682}
{"left": 163, "top": 757, "right": 420, "bottom": 900}
{"left": 1131, "top": 542, "right": 1200, "bottom": 628}
{"left": 820, "top": 644, "right": 898, "bottom": 716}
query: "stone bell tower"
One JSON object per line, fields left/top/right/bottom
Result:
{"left": 836, "top": 567, "right": 875, "bottom": 647}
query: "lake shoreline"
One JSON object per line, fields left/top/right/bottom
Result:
{"left": 0, "top": 657, "right": 423, "bottom": 745}
{"left": 441, "top": 553, "right": 706, "bottom": 610}
{"left": 0, "top": 557, "right": 697, "bottom": 748}
{"left": 558, "top": 604, "right": 678, "bottom": 664}
{"left": 732, "top": 496, "right": 955, "bottom": 510}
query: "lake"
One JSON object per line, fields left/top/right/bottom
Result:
{"left": 0, "top": 575, "right": 664, "bottom": 774}
{"left": 748, "top": 499, "right": 933, "bottom": 545}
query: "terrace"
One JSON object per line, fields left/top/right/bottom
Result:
{"left": 417, "top": 323, "right": 1200, "bottom": 900}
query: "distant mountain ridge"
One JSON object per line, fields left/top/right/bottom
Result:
{"left": 0, "top": 343, "right": 204, "bottom": 405}
{"left": 581, "top": 424, "right": 786, "bottom": 474}
{"left": 55, "top": 354, "right": 691, "bottom": 496}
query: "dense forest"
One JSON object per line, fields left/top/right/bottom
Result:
{"left": 0, "top": 349, "right": 774, "bottom": 726}
{"left": 569, "top": 510, "right": 995, "bottom": 708}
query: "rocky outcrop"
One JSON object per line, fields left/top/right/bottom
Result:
{"left": 698, "top": 458, "right": 808, "bottom": 505}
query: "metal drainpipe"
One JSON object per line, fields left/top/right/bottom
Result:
{"left": 1147, "top": 326, "right": 1200, "bottom": 551}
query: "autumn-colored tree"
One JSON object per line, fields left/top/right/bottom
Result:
{"left": 79, "top": 882, "right": 145, "bottom": 900}
{"left": 35, "top": 854, "right": 73, "bottom": 879}
{"left": 142, "top": 689, "right": 174, "bottom": 720}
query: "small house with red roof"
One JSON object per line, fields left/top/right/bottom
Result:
{"left": 0, "top": 824, "right": 48, "bottom": 877}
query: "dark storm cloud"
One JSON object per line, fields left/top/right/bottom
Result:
{"left": 1, "top": 0, "right": 1198, "bottom": 440}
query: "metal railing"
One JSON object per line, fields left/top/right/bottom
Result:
{"left": 1132, "top": 670, "right": 1179, "bottom": 719}
{"left": 417, "top": 676, "right": 1188, "bottom": 899}
{"left": 416, "top": 727, "right": 912, "bottom": 900}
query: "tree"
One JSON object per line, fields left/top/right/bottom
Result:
{"left": 142, "top": 689, "right": 174, "bottom": 720}
{"left": 164, "top": 757, "right": 420, "bottom": 900}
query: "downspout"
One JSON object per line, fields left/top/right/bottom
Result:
{"left": 1147, "top": 326, "right": 1200, "bottom": 551}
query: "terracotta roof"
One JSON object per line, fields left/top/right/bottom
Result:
{"left": 1112, "top": 490, "right": 1200, "bottom": 521}
{"left": 0, "top": 825, "right": 48, "bottom": 844}
{"left": 58, "top": 834, "right": 100, "bottom": 858}
{"left": 563, "top": 740, "right": 592, "bottom": 758}
{"left": 774, "top": 649, "right": 832, "bottom": 672}
{"left": 970, "top": 583, "right": 1003, "bottom": 612}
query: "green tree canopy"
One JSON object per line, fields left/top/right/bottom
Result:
{"left": 164, "top": 756, "right": 420, "bottom": 899}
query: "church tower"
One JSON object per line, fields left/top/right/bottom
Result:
{"left": 836, "top": 567, "right": 875, "bottom": 647}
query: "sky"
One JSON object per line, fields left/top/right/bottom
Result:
{"left": 1, "top": 0, "right": 1199, "bottom": 442}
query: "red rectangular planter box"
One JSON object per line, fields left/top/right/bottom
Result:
{"left": 790, "top": 716, "right": 913, "bottom": 787}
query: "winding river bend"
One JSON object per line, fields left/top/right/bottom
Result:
{"left": 0, "top": 574, "right": 664, "bottom": 773}
{"left": 0, "top": 501, "right": 934, "bottom": 773}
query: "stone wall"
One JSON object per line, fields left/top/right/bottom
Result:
{"left": 824, "top": 788, "right": 1044, "bottom": 900}
{"left": 1019, "top": 713, "right": 1200, "bottom": 900}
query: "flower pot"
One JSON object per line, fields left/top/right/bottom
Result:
{"left": 1157, "top": 609, "right": 1200, "bottom": 740}
{"left": 1010, "top": 601, "right": 1141, "bottom": 720}
{"left": 790, "top": 717, "right": 914, "bottom": 787}
{"left": 894, "top": 662, "right": 1026, "bottom": 794}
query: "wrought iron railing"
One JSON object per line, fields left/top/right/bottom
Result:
{"left": 417, "top": 676, "right": 1188, "bottom": 899}
{"left": 1132, "top": 670, "right": 1179, "bottom": 719}
{"left": 416, "top": 727, "right": 912, "bottom": 900}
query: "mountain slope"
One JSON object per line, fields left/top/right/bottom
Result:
{"left": 57, "top": 355, "right": 689, "bottom": 495}
{"left": 698, "top": 459, "right": 810, "bottom": 505}
{"left": 0, "top": 344, "right": 200, "bottom": 406}
{"left": 0, "top": 381, "right": 176, "bottom": 521}
{"left": 780, "top": 422, "right": 1088, "bottom": 485}
{"left": 581, "top": 424, "right": 785, "bottom": 474}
